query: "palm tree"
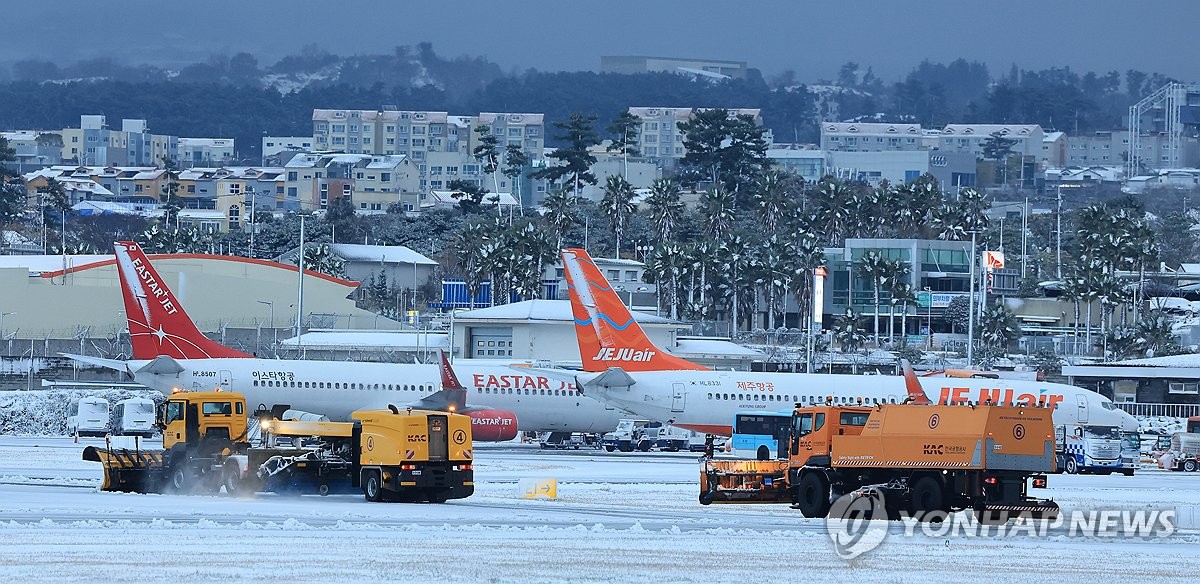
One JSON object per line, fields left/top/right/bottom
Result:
{"left": 855, "top": 250, "right": 894, "bottom": 347}
{"left": 600, "top": 175, "right": 637, "bottom": 258}
{"left": 810, "top": 177, "right": 855, "bottom": 246}
{"left": 833, "top": 308, "right": 869, "bottom": 371}
{"left": 715, "top": 234, "right": 753, "bottom": 334}
{"left": 701, "top": 185, "right": 735, "bottom": 240}
{"left": 753, "top": 169, "right": 792, "bottom": 234}
{"left": 884, "top": 259, "right": 913, "bottom": 344}
{"left": 979, "top": 303, "right": 1021, "bottom": 358}
{"left": 453, "top": 222, "right": 492, "bottom": 306}
{"left": 643, "top": 178, "right": 683, "bottom": 244}
{"left": 646, "top": 242, "right": 687, "bottom": 319}
{"left": 538, "top": 188, "right": 576, "bottom": 251}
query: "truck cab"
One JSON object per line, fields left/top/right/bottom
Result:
{"left": 1120, "top": 431, "right": 1140, "bottom": 476}
{"left": 789, "top": 406, "right": 871, "bottom": 467}
{"left": 160, "top": 391, "right": 247, "bottom": 452}
{"left": 1055, "top": 424, "right": 1121, "bottom": 474}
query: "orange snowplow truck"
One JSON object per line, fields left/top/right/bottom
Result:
{"left": 786, "top": 401, "right": 1059, "bottom": 523}
{"left": 700, "top": 362, "right": 1060, "bottom": 524}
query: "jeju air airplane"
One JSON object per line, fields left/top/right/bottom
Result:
{"left": 556, "top": 247, "right": 1137, "bottom": 436}
{"left": 63, "top": 241, "right": 623, "bottom": 439}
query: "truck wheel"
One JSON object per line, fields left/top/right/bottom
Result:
{"left": 1064, "top": 457, "right": 1079, "bottom": 474}
{"left": 638, "top": 441, "right": 651, "bottom": 452}
{"left": 318, "top": 483, "right": 331, "bottom": 496}
{"left": 795, "top": 473, "right": 831, "bottom": 518}
{"left": 909, "top": 477, "right": 946, "bottom": 522}
{"left": 364, "top": 471, "right": 384, "bottom": 502}
{"left": 756, "top": 446, "right": 770, "bottom": 461}
{"left": 618, "top": 444, "right": 633, "bottom": 453}
{"left": 170, "top": 466, "right": 189, "bottom": 493}
{"left": 429, "top": 491, "right": 448, "bottom": 504}
{"left": 698, "top": 490, "right": 715, "bottom": 505}
{"left": 1184, "top": 459, "right": 1198, "bottom": 473}
{"left": 1122, "top": 470, "right": 1135, "bottom": 477}
{"left": 604, "top": 445, "right": 615, "bottom": 452}
{"left": 222, "top": 464, "right": 242, "bottom": 496}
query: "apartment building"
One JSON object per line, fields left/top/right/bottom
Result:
{"left": 262, "top": 136, "right": 314, "bottom": 164}
{"left": 57, "top": 116, "right": 178, "bottom": 167}
{"left": 178, "top": 138, "right": 236, "bottom": 167}
{"left": 284, "top": 153, "right": 420, "bottom": 213}
{"left": 938, "top": 124, "right": 1044, "bottom": 160}
{"left": 819, "top": 122, "right": 933, "bottom": 152}
{"left": 625, "top": 107, "right": 770, "bottom": 169}
{"left": 1067, "top": 129, "right": 1200, "bottom": 169}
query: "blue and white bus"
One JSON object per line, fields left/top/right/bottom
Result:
{"left": 731, "top": 411, "right": 792, "bottom": 460}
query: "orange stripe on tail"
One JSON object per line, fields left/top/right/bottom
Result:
{"left": 561, "top": 248, "right": 707, "bottom": 373}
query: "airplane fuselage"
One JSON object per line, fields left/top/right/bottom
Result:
{"left": 579, "top": 369, "right": 1138, "bottom": 434}
{"left": 129, "top": 357, "right": 625, "bottom": 432}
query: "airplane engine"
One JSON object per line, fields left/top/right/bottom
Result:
{"left": 465, "top": 409, "right": 519, "bottom": 442}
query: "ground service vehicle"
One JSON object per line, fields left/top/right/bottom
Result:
{"left": 1055, "top": 424, "right": 1122, "bottom": 474}
{"left": 115, "top": 398, "right": 156, "bottom": 437}
{"left": 1163, "top": 432, "right": 1200, "bottom": 472}
{"left": 602, "top": 419, "right": 655, "bottom": 452}
{"left": 1120, "top": 431, "right": 1140, "bottom": 476}
{"left": 67, "top": 397, "right": 110, "bottom": 437}
{"left": 699, "top": 364, "right": 1060, "bottom": 524}
{"left": 83, "top": 391, "right": 474, "bottom": 503}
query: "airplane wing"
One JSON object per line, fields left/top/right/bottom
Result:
{"left": 60, "top": 353, "right": 134, "bottom": 375}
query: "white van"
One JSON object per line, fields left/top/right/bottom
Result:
{"left": 67, "top": 397, "right": 110, "bottom": 437}
{"left": 115, "top": 398, "right": 156, "bottom": 437}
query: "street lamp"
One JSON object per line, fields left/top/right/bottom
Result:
{"left": 636, "top": 243, "right": 651, "bottom": 263}
{"left": 0, "top": 312, "right": 12, "bottom": 354}
{"left": 922, "top": 288, "right": 932, "bottom": 350}
{"left": 257, "top": 300, "right": 275, "bottom": 358}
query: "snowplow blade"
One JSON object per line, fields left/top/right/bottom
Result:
{"left": 699, "top": 459, "right": 791, "bottom": 505}
{"left": 83, "top": 446, "right": 166, "bottom": 493}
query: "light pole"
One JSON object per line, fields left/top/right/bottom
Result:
{"left": 257, "top": 300, "right": 274, "bottom": 357}
{"left": 246, "top": 186, "right": 256, "bottom": 258}
{"left": 923, "top": 288, "right": 932, "bottom": 350}
{"left": 967, "top": 230, "right": 978, "bottom": 368}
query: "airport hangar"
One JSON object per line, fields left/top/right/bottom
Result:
{"left": 0, "top": 249, "right": 757, "bottom": 382}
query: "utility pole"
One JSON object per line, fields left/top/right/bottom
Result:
{"left": 296, "top": 214, "right": 305, "bottom": 357}
{"left": 1056, "top": 186, "right": 1063, "bottom": 280}
{"left": 967, "top": 231, "right": 977, "bottom": 368}
{"left": 1021, "top": 196, "right": 1029, "bottom": 279}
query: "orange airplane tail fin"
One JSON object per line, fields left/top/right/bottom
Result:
{"left": 561, "top": 248, "right": 707, "bottom": 372}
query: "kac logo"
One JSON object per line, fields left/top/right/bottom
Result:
{"left": 825, "top": 489, "right": 889, "bottom": 560}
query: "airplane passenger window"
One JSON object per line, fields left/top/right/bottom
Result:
{"left": 252, "top": 380, "right": 258, "bottom": 387}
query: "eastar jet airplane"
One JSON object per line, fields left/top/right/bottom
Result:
{"left": 64, "top": 242, "right": 623, "bottom": 438}
{"left": 558, "top": 248, "right": 1138, "bottom": 435}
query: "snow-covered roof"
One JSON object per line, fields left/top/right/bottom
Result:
{"left": 132, "top": 170, "right": 164, "bottom": 180}
{"left": 455, "top": 299, "right": 671, "bottom": 324}
{"left": 365, "top": 156, "right": 408, "bottom": 169}
{"left": 1043, "top": 131, "right": 1066, "bottom": 142}
{"left": 941, "top": 124, "right": 1041, "bottom": 137}
{"left": 674, "top": 339, "right": 765, "bottom": 358}
{"left": 72, "top": 200, "right": 136, "bottom": 215}
{"left": 278, "top": 330, "right": 447, "bottom": 350}
{"left": 1100, "top": 354, "right": 1200, "bottom": 368}
{"left": 178, "top": 209, "right": 225, "bottom": 220}
{"left": 822, "top": 122, "right": 923, "bottom": 135}
{"left": 328, "top": 244, "right": 436, "bottom": 266}
{"left": 179, "top": 138, "right": 234, "bottom": 147}
{"left": 426, "top": 190, "right": 519, "bottom": 208}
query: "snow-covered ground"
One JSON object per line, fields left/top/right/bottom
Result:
{"left": 1, "top": 437, "right": 1198, "bottom": 582}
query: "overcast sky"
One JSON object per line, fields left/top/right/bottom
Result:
{"left": 7, "top": 0, "right": 1197, "bottom": 82}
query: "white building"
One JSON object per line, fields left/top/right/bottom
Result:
{"left": 178, "top": 138, "right": 236, "bottom": 167}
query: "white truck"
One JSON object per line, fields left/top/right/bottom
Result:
{"left": 1119, "top": 431, "right": 1140, "bottom": 476}
{"left": 114, "top": 398, "right": 156, "bottom": 437}
{"left": 66, "top": 397, "right": 110, "bottom": 437}
{"left": 601, "top": 420, "right": 689, "bottom": 452}
{"left": 1055, "top": 424, "right": 1122, "bottom": 474}
{"left": 1163, "top": 431, "right": 1200, "bottom": 472}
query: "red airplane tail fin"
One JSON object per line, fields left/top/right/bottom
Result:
{"left": 114, "top": 241, "right": 253, "bottom": 360}
{"left": 561, "top": 248, "right": 707, "bottom": 372}
{"left": 900, "top": 359, "right": 931, "bottom": 405}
